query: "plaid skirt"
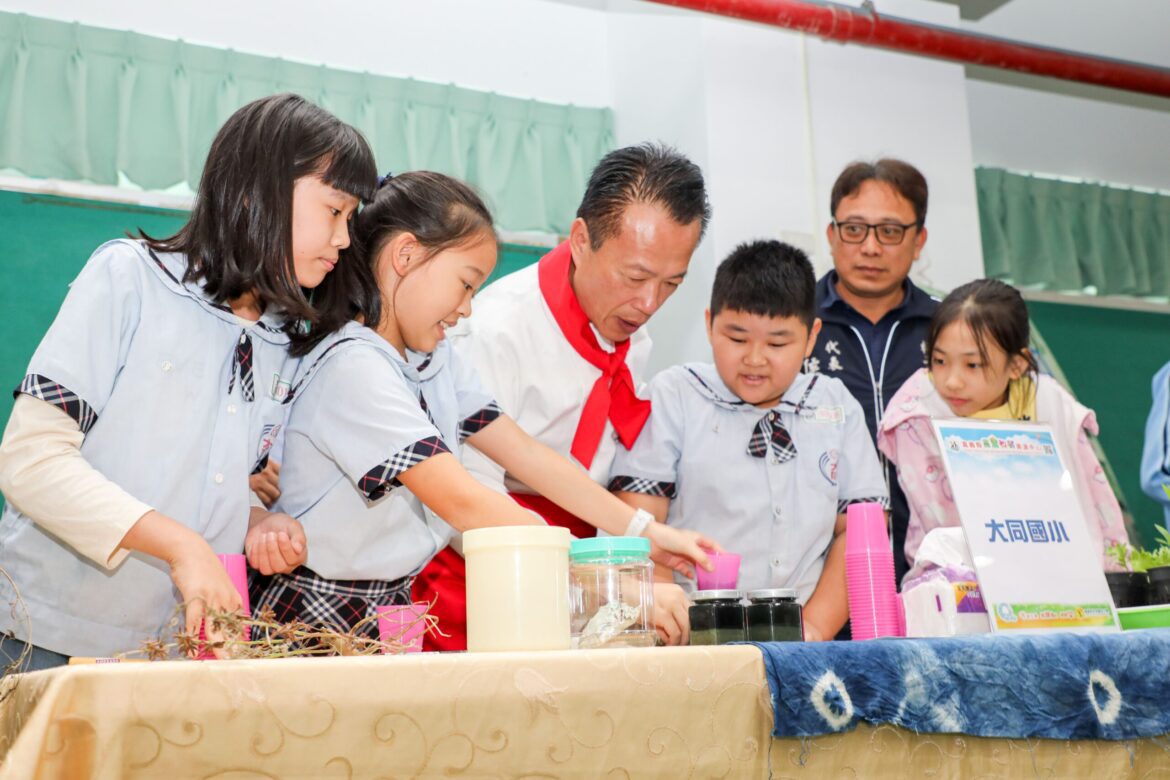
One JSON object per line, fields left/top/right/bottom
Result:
{"left": 249, "top": 566, "right": 412, "bottom": 642}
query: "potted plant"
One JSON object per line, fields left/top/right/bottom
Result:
{"left": 1107, "top": 526, "right": 1170, "bottom": 608}
{"left": 1105, "top": 543, "right": 1151, "bottom": 608}
{"left": 1143, "top": 526, "right": 1170, "bottom": 606}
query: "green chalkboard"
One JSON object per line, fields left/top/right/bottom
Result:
{"left": 1028, "top": 300, "right": 1170, "bottom": 547}
{"left": 0, "top": 190, "right": 191, "bottom": 435}
{"left": 0, "top": 187, "right": 546, "bottom": 490}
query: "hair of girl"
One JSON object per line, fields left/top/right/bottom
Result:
{"left": 349, "top": 171, "right": 496, "bottom": 331}
{"left": 927, "top": 278, "right": 1040, "bottom": 378}
{"left": 140, "top": 93, "right": 378, "bottom": 356}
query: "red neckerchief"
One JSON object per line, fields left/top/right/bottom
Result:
{"left": 537, "top": 241, "right": 651, "bottom": 469}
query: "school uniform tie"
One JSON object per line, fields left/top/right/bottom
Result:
{"left": 228, "top": 331, "right": 255, "bottom": 402}
{"left": 538, "top": 241, "right": 651, "bottom": 470}
{"left": 417, "top": 389, "right": 438, "bottom": 428}
{"left": 748, "top": 412, "right": 797, "bottom": 462}
{"left": 747, "top": 374, "right": 820, "bottom": 463}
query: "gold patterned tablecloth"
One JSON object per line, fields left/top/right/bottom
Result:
{"left": 0, "top": 647, "right": 770, "bottom": 778}
{"left": 0, "top": 646, "right": 1166, "bottom": 779}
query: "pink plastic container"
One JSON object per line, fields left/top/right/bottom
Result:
{"left": 844, "top": 503, "right": 902, "bottom": 641}
{"left": 197, "top": 553, "right": 251, "bottom": 659}
{"left": 219, "top": 554, "right": 250, "bottom": 607}
{"left": 377, "top": 604, "right": 428, "bottom": 653}
{"left": 696, "top": 552, "right": 742, "bottom": 591}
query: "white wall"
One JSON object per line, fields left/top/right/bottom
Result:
{"left": 967, "top": 82, "right": 1170, "bottom": 190}
{"left": 605, "top": 6, "right": 716, "bottom": 371}
{"left": 605, "top": 1, "right": 985, "bottom": 372}
{"left": 961, "top": 0, "right": 1170, "bottom": 190}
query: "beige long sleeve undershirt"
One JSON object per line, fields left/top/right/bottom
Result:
{"left": 0, "top": 395, "right": 151, "bottom": 568}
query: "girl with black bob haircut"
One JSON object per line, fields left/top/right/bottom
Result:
{"left": 143, "top": 92, "right": 379, "bottom": 355}
{"left": 0, "top": 93, "right": 377, "bottom": 668}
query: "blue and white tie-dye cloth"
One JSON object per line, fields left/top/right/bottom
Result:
{"left": 754, "top": 629, "right": 1170, "bottom": 739}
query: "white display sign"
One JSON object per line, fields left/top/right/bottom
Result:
{"left": 932, "top": 419, "right": 1118, "bottom": 633}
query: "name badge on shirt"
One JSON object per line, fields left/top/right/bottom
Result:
{"left": 811, "top": 406, "right": 844, "bottom": 424}
{"left": 270, "top": 373, "right": 291, "bottom": 402}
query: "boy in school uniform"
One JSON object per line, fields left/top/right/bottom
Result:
{"left": 610, "top": 240, "right": 888, "bottom": 641}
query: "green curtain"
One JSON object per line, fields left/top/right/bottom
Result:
{"left": 976, "top": 167, "right": 1170, "bottom": 298}
{"left": 0, "top": 11, "right": 613, "bottom": 234}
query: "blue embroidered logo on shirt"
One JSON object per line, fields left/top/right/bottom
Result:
{"left": 818, "top": 449, "right": 839, "bottom": 486}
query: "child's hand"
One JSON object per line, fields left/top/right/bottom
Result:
{"left": 801, "top": 619, "right": 830, "bottom": 643}
{"left": 245, "top": 512, "right": 307, "bottom": 575}
{"left": 168, "top": 542, "right": 244, "bottom": 658}
{"left": 653, "top": 583, "right": 691, "bottom": 646}
{"left": 645, "top": 522, "right": 722, "bottom": 578}
{"left": 249, "top": 459, "right": 281, "bottom": 508}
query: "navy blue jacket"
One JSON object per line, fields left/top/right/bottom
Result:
{"left": 809, "top": 271, "right": 939, "bottom": 583}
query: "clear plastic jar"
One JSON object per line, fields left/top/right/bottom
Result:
{"left": 569, "top": 537, "right": 656, "bottom": 649}
{"left": 688, "top": 590, "right": 746, "bottom": 645}
{"left": 745, "top": 588, "right": 803, "bottom": 642}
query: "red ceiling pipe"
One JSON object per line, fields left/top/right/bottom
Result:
{"left": 643, "top": 0, "right": 1170, "bottom": 99}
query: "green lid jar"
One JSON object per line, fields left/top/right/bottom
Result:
{"left": 568, "top": 537, "right": 654, "bottom": 649}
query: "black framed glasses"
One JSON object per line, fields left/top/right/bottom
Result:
{"left": 833, "top": 219, "right": 919, "bottom": 246}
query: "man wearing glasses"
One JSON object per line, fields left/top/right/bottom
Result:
{"left": 809, "top": 158, "right": 939, "bottom": 586}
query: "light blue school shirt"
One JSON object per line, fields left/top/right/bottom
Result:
{"left": 609, "top": 364, "right": 888, "bottom": 602}
{"left": 0, "top": 240, "right": 297, "bottom": 657}
{"left": 273, "top": 323, "right": 499, "bottom": 581}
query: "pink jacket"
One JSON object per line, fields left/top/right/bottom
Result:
{"left": 878, "top": 369, "right": 1129, "bottom": 577}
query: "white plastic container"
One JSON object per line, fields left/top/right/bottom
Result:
{"left": 463, "top": 526, "right": 571, "bottom": 652}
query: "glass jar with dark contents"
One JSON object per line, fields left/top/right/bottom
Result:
{"left": 688, "top": 590, "right": 745, "bottom": 645}
{"left": 745, "top": 588, "right": 803, "bottom": 642}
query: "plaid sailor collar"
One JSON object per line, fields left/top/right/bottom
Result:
{"left": 281, "top": 322, "right": 399, "bottom": 405}
{"left": 141, "top": 242, "right": 290, "bottom": 345}
{"left": 681, "top": 362, "right": 819, "bottom": 417}
{"left": 402, "top": 341, "right": 450, "bottom": 384}
{"left": 681, "top": 364, "right": 823, "bottom": 463}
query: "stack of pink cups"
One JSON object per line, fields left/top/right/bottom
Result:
{"left": 844, "top": 502, "right": 903, "bottom": 640}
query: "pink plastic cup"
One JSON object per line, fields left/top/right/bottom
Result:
{"left": 845, "top": 502, "right": 889, "bottom": 554}
{"left": 377, "top": 604, "right": 428, "bottom": 653}
{"left": 198, "top": 553, "right": 251, "bottom": 659}
{"left": 696, "top": 552, "right": 742, "bottom": 590}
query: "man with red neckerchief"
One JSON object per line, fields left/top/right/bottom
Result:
{"left": 412, "top": 143, "right": 712, "bottom": 650}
